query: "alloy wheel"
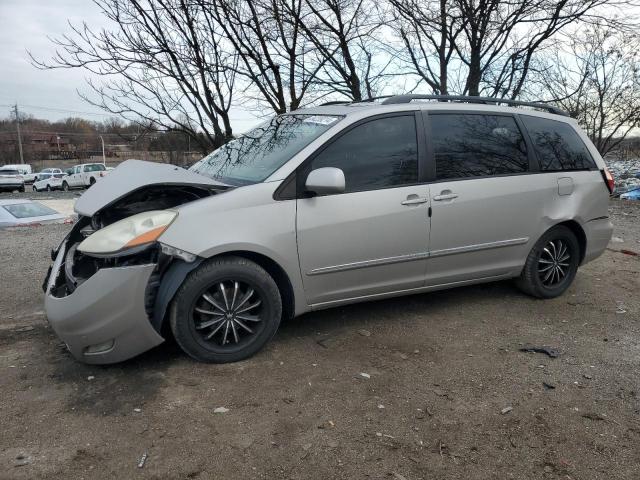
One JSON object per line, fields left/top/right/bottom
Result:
{"left": 538, "top": 239, "right": 571, "bottom": 287}
{"left": 191, "top": 280, "right": 264, "bottom": 347}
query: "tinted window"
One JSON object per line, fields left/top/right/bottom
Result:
{"left": 432, "top": 114, "right": 528, "bottom": 179}
{"left": 521, "top": 116, "right": 596, "bottom": 171}
{"left": 309, "top": 115, "right": 418, "bottom": 193}
{"left": 84, "top": 164, "right": 105, "bottom": 172}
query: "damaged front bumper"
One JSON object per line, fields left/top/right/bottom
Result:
{"left": 44, "top": 235, "right": 164, "bottom": 364}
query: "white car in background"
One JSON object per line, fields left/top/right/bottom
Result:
{"left": 33, "top": 170, "right": 65, "bottom": 191}
{"left": 0, "top": 169, "right": 25, "bottom": 192}
{"left": 0, "top": 164, "right": 37, "bottom": 184}
{"left": 61, "top": 163, "right": 109, "bottom": 191}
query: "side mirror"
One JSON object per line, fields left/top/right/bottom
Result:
{"left": 305, "top": 167, "right": 345, "bottom": 196}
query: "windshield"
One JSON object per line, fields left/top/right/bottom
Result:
{"left": 189, "top": 114, "right": 342, "bottom": 185}
{"left": 0, "top": 170, "right": 20, "bottom": 176}
{"left": 3, "top": 202, "right": 58, "bottom": 219}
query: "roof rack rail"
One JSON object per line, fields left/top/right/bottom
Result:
{"left": 320, "top": 100, "right": 351, "bottom": 106}
{"left": 320, "top": 96, "right": 393, "bottom": 106}
{"left": 380, "top": 94, "right": 569, "bottom": 116}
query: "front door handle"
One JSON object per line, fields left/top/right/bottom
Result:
{"left": 433, "top": 192, "right": 458, "bottom": 201}
{"left": 401, "top": 196, "right": 429, "bottom": 206}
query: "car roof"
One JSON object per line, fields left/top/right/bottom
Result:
{"left": 288, "top": 96, "right": 573, "bottom": 123}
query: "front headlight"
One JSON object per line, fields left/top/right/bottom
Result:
{"left": 78, "top": 210, "right": 177, "bottom": 255}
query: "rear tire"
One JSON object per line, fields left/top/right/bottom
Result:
{"left": 18, "top": 186, "right": 24, "bottom": 193}
{"left": 169, "top": 256, "right": 282, "bottom": 363}
{"left": 516, "top": 225, "right": 580, "bottom": 299}
{"left": 46, "top": 184, "right": 52, "bottom": 192}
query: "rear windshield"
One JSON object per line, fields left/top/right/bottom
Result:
{"left": 0, "top": 170, "right": 20, "bottom": 176}
{"left": 3, "top": 202, "right": 58, "bottom": 219}
{"left": 85, "top": 164, "right": 106, "bottom": 172}
{"left": 190, "top": 114, "right": 343, "bottom": 185}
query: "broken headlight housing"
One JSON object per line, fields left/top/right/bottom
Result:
{"left": 78, "top": 210, "right": 177, "bottom": 256}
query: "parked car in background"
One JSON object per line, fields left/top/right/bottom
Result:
{"left": 36, "top": 168, "right": 64, "bottom": 181}
{"left": 44, "top": 95, "right": 614, "bottom": 365}
{"left": 33, "top": 171, "right": 65, "bottom": 191}
{"left": 0, "top": 164, "right": 37, "bottom": 184}
{"left": 0, "top": 199, "right": 69, "bottom": 227}
{"left": 0, "top": 169, "right": 25, "bottom": 192}
{"left": 61, "top": 163, "right": 109, "bottom": 191}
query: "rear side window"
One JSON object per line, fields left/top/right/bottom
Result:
{"left": 310, "top": 115, "right": 418, "bottom": 193}
{"left": 431, "top": 114, "right": 528, "bottom": 180}
{"left": 520, "top": 116, "right": 596, "bottom": 171}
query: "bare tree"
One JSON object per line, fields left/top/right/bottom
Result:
{"left": 536, "top": 24, "right": 640, "bottom": 155}
{"left": 210, "top": 0, "right": 323, "bottom": 114}
{"left": 296, "top": 0, "right": 389, "bottom": 101}
{"left": 387, "top": 0, "right": 636, "bottom": 99}
{"left": 388, "top": 0, "right": 463, "bottom": 95}
{"left": 31, "top": 0, "right": 237, "bottom": 152}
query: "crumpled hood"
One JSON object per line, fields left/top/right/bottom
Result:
{"left": 74, "top": 159, "right": 228, "bottom": 217}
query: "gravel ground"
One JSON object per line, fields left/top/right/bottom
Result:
{"left": 0, "top": 200, "right": 638, "bottom": 480}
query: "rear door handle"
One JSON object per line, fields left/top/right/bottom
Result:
{"left": 401, "top": 196, "right": 429, "bottom": 206}
{"left": 433, "top": 193, "right": 458, "bottom": 201}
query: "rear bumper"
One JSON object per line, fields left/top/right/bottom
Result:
{"left": 0, "top": 181, "right": 24, "bottom": 189}
{"left": 44, "top": 242, "right": 164, "bottom": 364}
{"left": 583, "top": 217, "right": 614, "bottom": 264}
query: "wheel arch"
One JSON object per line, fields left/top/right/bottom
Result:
{"left": 554, "top": 219, "right": 587, "bottom": 265}
{"left": 152, "top": 250, "right": 296, "bottom": 336}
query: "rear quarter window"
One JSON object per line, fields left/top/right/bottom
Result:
{"left": 521, "top": 116, "right": 596, "bottom": 171}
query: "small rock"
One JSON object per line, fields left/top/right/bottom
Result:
{"left": 611, "top": 236, "right": 624, "bottom": 243}
{"left": 302, "top": 443, "right": 312, "bottom": 451}
{"left": 327, "top": 440, "right": 339, "bottom": 448}
{"left": 433, "top": 388, "right": 446, "bottom": 397}
{"left": 399, "top": 353, "right": 408, "bottom": 360}
{"left": 583, "top": 374, "right": 593, "bottom": 380}
{"left": 542, "top": 382, "right": 556, "bottom": 390}
{"left": 358, "top": 329, "right": 371, "bottom": 337}
{"left": 133, "top": 408, "right": 142, "bottom": 413}
{"left": 359, "top": 372, "right": 371, "bottom": 379}
{"left": 393, "top": 473, "right": 408, "bottom": 480}
{"left": 214, "top": 407, "right": 229, "bottom": 414}
{"left": 413, "top": 349, "right": 420, "bottom": 354}
{"left": 501, "top": 406, "right": 513, "bottom": 415}
{"left": 544, "top": 465, "right": 553, "bottom": 473}
{"left": 87, "top": 376, "right": 95, "bottom": 381}
{"left": 377, "top": 404, "right": 385, "bottom": 409}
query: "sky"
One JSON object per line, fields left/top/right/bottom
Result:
{"left": 0, "top": 0, "right": 259, "bottom": 132}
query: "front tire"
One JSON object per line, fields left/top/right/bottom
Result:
{"left": 516, "top": 225, "right": 580, "bottom": 299}
{"left": 169, "top": 256, "right": 282, "bottom": 363}
{"left": 62, "top": 181, "right": 69, "bottom": 191}
{"left": 32, "top": 185, "right": 38, "bottom": 192}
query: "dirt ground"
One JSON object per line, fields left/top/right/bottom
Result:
{"left": 1, "top": 200, "right": 639, "bottom": 480}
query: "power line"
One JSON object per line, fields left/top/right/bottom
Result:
{"left": 0, "top": 103, "right": 117, "bottom": 118}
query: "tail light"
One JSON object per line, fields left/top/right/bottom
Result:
{"left": 601, "top": 167, "right": 615, "bottom": 194}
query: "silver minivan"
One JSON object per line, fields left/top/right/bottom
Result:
{"left": 43, "top": 95, "right": 614, "bottom": 364}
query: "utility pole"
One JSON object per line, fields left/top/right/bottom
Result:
{"left": 99, "top": 135, "right": 106, "bottom": 166}
{"left": 13, "top": 103, "right": 24, "bottom": 164}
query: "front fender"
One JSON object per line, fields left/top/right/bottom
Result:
{"left": 158, "top": 182, "right": 307, "bottom": 316}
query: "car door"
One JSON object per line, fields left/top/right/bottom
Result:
{"left": 70, "top": 166, "right": 83, "bottom": 187}
{"left": 425, "top": 112, "right": 546, "bottom": 286}
{"left": 296, "top": 113, "right": 431, "bottom": 306}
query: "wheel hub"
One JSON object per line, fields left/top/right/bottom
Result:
{"left": 538, "top": 239, "right": 571, "bottom": 287}
{"left": 192, "top": 280, "right": 263, "bottom": 347}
